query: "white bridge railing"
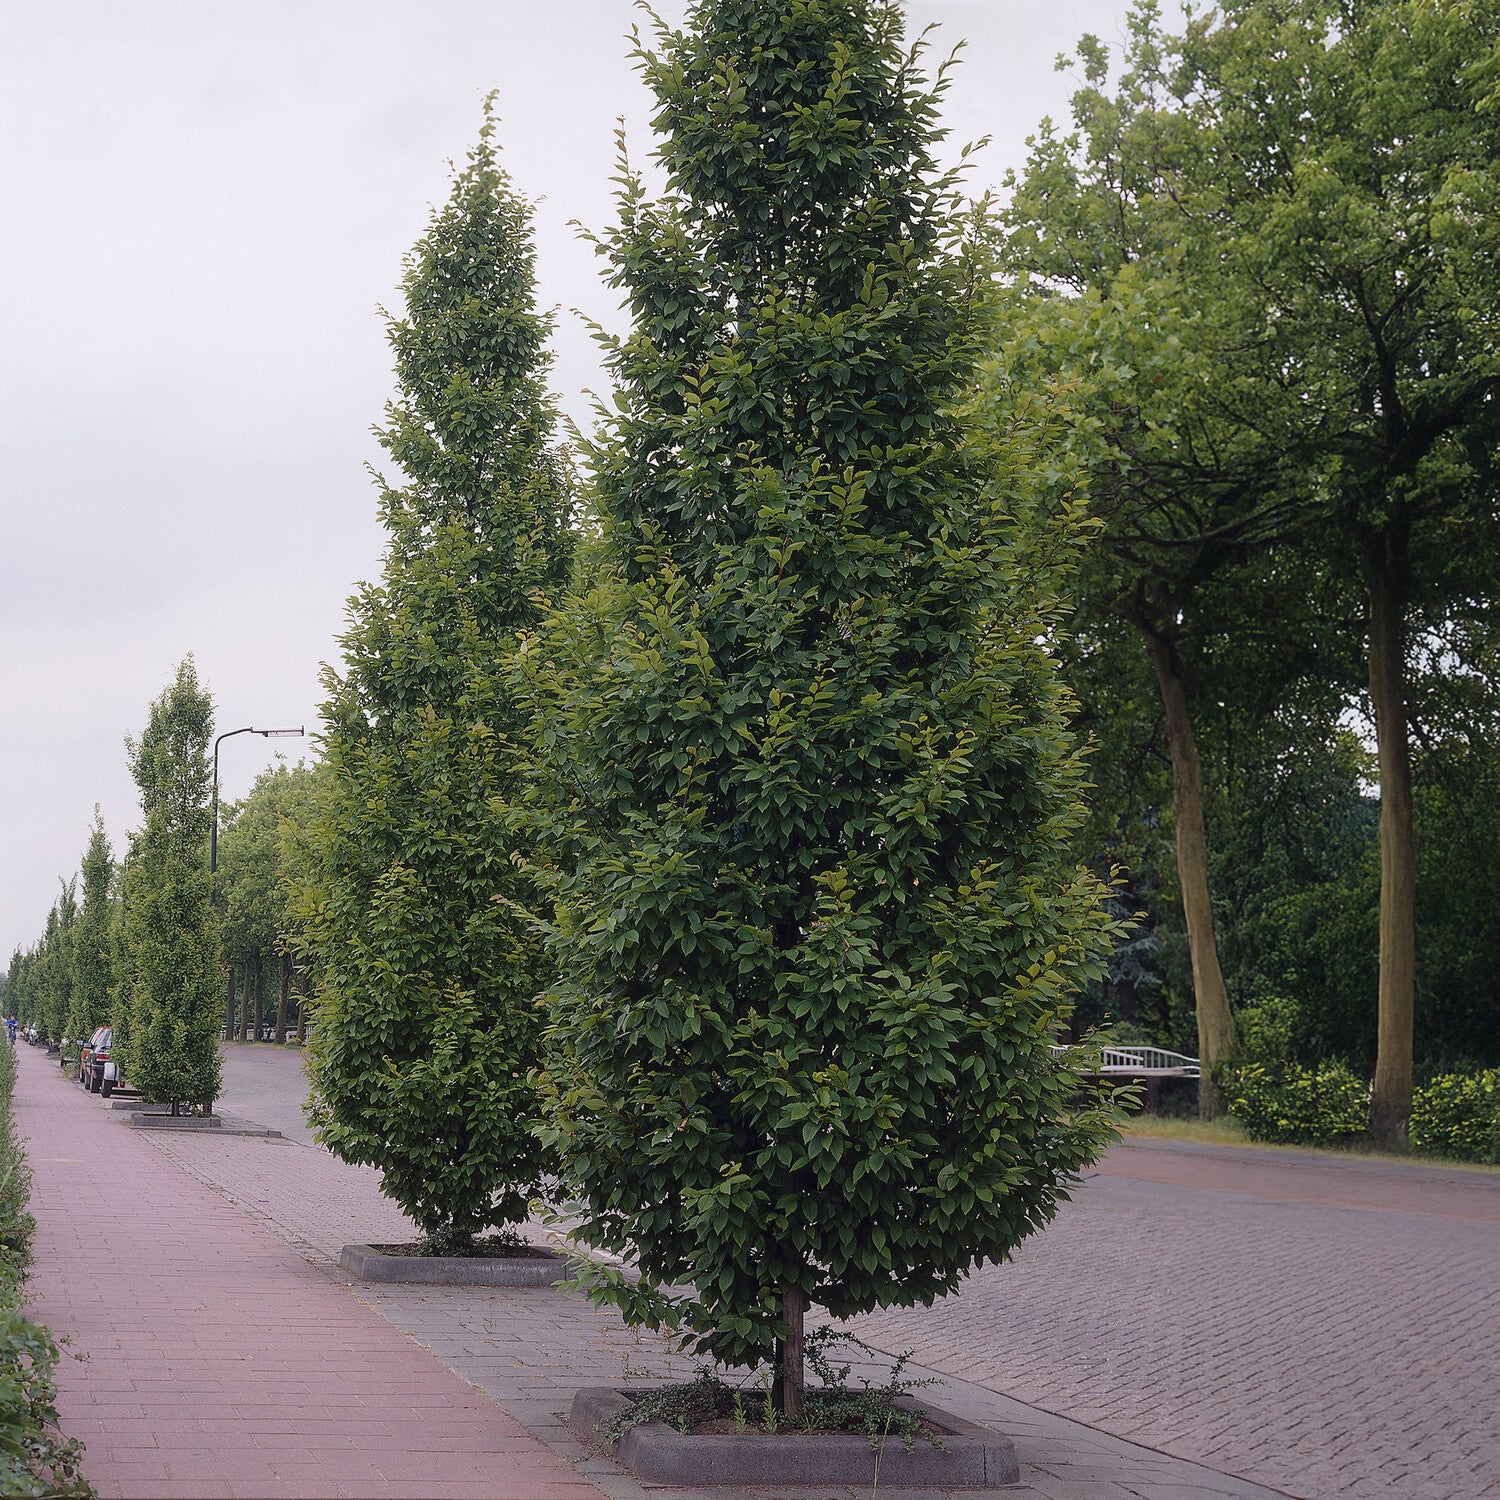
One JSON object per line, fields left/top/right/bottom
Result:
{"left": 1051, "top": 1044, "right": 1201, "bottom": 1078}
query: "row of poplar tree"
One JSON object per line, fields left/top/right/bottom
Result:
{"left": 5, "top": 0, "right": 1497, "bottom": 1408}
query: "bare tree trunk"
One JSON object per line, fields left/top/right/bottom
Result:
{"left": 249, "top": 951, "right": 263, "bottom": 1043}
{"left": 1142, "top": 630, "right": 1234, "bottom": 1117}
{"left": 1366, "top": 538, "right": 1416, "bottom": 1151}
{"left": 275, "top": 951, "right": 290, "bottom": 1043}
{"left": 781, "top": 1284, "right": 806, "bottom": 1421}
{"left": 224, "top": 966, "right": 235, "bottom": 1040}
{"left": 238, "top": 963, "right": 251, "bottom": 1040}
{"left": 296, "top": 966, "right": 308, "bottom": 1044}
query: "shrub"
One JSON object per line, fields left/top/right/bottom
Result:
{"left": 1409, "top": 1070, "right": 1500, "bottom": 1164}
{"left": 1221, "top": 1061, "right": 1368, "bottom": 1146}
{"left": 0, "top": 1047, "right": 91, "bottom": 1497}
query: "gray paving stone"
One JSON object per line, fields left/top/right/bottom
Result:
{"left": 126, "top": 1044, "right": 1500, "bottom": 1500}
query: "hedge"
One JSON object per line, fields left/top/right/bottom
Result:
{"left": 1410, "top": 1070, "right": 1500, "bottom": 1165}
{"left": 1220, "top": 1061, "right": 1368, "bottom": 1146}
{"left": 0, "top": 1046, "right": 91, "bottom": 1496}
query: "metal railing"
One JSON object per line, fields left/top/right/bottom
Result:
{"left": 1051, "top": 1044, "right": 1201, "bottom": 1078}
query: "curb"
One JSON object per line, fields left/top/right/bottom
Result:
{"left": 570, "top": 1385, "right": 1021, "bottom": 1488}
{"left": 339, "top": 1242, "right": 565, "bottom": 1285}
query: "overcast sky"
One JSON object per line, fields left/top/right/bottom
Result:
{"left": 0, "top": 0, "right": 1133, "bottom": 956}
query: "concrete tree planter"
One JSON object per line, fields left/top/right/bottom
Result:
{"left": 569, "top": 1386, "right": 1020, "bottom": 1489}
{"left": 339, "top": 1243, "right": 565, "bottom": 1286}
{"left": 129, "top": 1112, "right": 222, "bottom": 1130}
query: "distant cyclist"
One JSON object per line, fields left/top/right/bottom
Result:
{"left": 5, "top": 1018, "right": 16, "bottom": 1046}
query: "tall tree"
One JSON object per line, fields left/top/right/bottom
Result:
{"left": 532, "top": 0, "right": 1124, "bottom": 1417}
{"left": 1001, "top": 0, "right": 1500, "bottom": 1141}
{"left": 997, "top": 88, "right": 1304, "bottom": 1113}
{"left": 32, "top": 896, "right": 73, "bottom": 1046}
{"left": 294, "top": 108, "right": 572, "bottom": 1251}
{"left": 119, "top": 658, "right": 222, "bottom": 1114}
{"left": 65, "top": 809, "right": 115, "bottom": 1043}
{"left": 1171, "top": 0, "right": 1500, "bottom": 1147}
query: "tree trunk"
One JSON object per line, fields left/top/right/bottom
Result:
{"left": 238, "top": 963, "right": 251, "bottom": 1040}
{"left": 780, "top": 1284, "right": 806, "bottom": 1421}
{"left": 296, "top": 966, "right": 308, "bottom": 1044}
{"left": 1142, "top": 629, "right": 1234, "bottom": 1117}
{"left": 1365, "top": 535, "right": 1416, "bottom": 1151}
{"left": 275, "top": 951, "right": 290, "bottom": 1043}
{"left": 249, "top": 951, "right": 263, "bottom": 1043}
{"left": 224, "top": 966, "right": 235, "bottom": 1041}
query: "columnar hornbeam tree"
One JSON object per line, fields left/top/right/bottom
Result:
{"left": 532, "top": 0, "right": 1125, "bottom": 1415}
{"left": 296, "top": 108, "right": 572, "bottom": 1251}
{"left": 66, "top": 809, "right": 116, "bottom": 1044}
{"left": 120, "top": 657, "right": 222, "bottom": 1113}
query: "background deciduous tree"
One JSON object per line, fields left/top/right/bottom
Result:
{"left": 218, "top": 762, "right": 319, "bottom": 1043}
{"left": 999, "top": 0, "right": 1500, "bottom": 1142}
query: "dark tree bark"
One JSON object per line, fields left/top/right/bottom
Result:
{"left": 780, "top": 1284, "right": 806, "bottom": 1421}
{"left": 224, "top": 966, "right": 235, "bottom": 1042}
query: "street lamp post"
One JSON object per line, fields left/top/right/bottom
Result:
{"left": 210, "top": 726, "right": 305, "bottom": 906}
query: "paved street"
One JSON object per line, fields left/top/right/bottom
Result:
{"left": 850, "top": 1141, "right": 1500, "bottom": 1500}
{"left": 16, "top": 1039, "right": 1499, "bottom": 1498}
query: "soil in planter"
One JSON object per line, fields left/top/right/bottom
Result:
{"left": 369, "top": 1236, "right": 558, "bottom": 1259}
{"left": 691, "top": 1414, "right": 951, "bottom": 1440}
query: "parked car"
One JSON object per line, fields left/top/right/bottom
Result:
{"left": 76, "top": 1027, "right": 102, "bottom": 1082}
{"left": 79, "top": 1026, "right": 119, "bottom": 1096}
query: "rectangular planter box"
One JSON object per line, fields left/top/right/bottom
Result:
{"left": 339, "top": 1243, "right": 565, "bottom": 1286}
{"left": 128, "top": 1113, "right": 222, "bottom": 1130}
{"left": 570, "top": 1385, "right": 1020, "bottom": 1488}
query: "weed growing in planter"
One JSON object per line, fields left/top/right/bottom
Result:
{"left": 592, "top": 1332, "right": 942, "bottom": 1454}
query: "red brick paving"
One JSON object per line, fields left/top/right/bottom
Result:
{"left": 13, "top": 1042, "right": 601, "bottom": 1500}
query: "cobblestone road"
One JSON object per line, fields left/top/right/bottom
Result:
{"left": 849, "top": 1141, "right": 1500, "bottom": 1500}
{"left": 199, "top": 1045, "right": 1500, "bottom": 1498}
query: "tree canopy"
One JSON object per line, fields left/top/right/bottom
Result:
{"left": 531, "top": 0, "right": 1126, "bottom": 1413}
{"left": 295, "top": 107, "right": 573, "bottom": 1250}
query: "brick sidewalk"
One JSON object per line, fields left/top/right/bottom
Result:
{"left": 13, "top": 1041, "right": 600, "bottom": 1500}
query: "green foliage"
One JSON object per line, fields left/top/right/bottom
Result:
{"left": 218, "top": 761, "right": 321, "bottom": 962}
{"left": 119, "top": 658, "right": 222, "bottom": 1111}
{"left": 0, "top": 1048, "right": 92, "bottom": 1497}
{"left": 32, "top": 889, "right": 77, "bottom": 1047}
{"left": 532, "top": 0, "right": 1125, "bottom": 1376}
{"left": 1220, "top": 1061, "right": 1368, "bottom": 1148}
{"left": 295, "top": 107, "right": 571, "bottom": 1249}
{"left": 1409, "top": 1071, "right": 1500, "bottom": 1166}
{"left": 64, "top": 812, "right": 115, "bottom": 1045}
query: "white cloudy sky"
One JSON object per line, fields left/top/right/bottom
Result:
{"left": 0, "top": 0, "right": 1132, "bottom": 955}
